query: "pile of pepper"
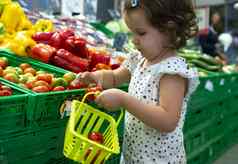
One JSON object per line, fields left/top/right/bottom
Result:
{"left": 0, "top": 1, "right": 54, "bottom": 56}
{"left": 30, "top": 28, "right": 119, "bottom": 73}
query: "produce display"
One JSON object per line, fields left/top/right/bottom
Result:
{"left": 1, "top": 1, "right": 238, "bottom": 164}
{"left": 178, "top": 49, "right": 238, "bottom": 76}
{"left": 0, "top": 1, "right": 124, "bottom": 74}
{"left": 0, "top": 56, "right": 87, "bottom": 92}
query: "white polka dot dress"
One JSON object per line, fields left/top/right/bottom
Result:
{"left": 120, "top": 52, "right": 199, "bottom": 164}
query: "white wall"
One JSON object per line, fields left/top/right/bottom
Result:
{"left": 195, "top": 0, "right": 225, "bottom": 7}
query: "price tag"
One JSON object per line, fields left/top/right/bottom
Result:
{"left": 220, "top": 79, "right": 225, "bottom": 86}
{"left": 108, "top": 9, "right": 121, "bottom": 19}
{"left": 205, "top": 80, "right": 214, "bottom": 92}
{"left": 60, "top": 100, "right": 72, "bottom": 119}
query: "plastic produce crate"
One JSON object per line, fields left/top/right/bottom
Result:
{"left": 189, "top": 73, "right": 238, "bottom": 110}
{"left": 0, "top": 49, "right": 68, "bottom": 74}
{"left": 0, "top": 121, "right": 67, "bottom": 164}
{"left": 90, "top": 22, "right": 115, "bottom": 38}
{"left": 0, "top": 79, "right": 31, "bottom": 137}
{"left": 0, "top": 51, "right": 85, "bottom": 125}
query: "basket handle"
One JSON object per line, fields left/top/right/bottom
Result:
{"left": 81, "top": 91, "right": 124, "bottom": 128}
{"left": 115, "top": 109, "right": 124, "bottom": 128}
{"left": 81, "top": 91, "right": 101, "bottom": 104}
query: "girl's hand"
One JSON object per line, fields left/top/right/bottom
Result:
{"left": 71, "top": 72, "right": 98, "bottom": 86}
{"left": 95, "top": 89, "right": 126, "bottom": 111}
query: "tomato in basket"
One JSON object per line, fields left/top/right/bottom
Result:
{"left": 86, "top": 85, "right": 102, "bottom": 101}
{"left": 88, "top": 132, "right": 104, "bottom": 144}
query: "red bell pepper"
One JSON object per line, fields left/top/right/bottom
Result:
{"left": 30, "top": 43, "right": 56, "bottom": 63}
{"left": 63, "top": 36, "right": 88, "bottom": 58}
{"left": 52, "top": 55, "right": 84, "bottom": 73}
{"left": 59, "top": 28, "right": 75, "bottom": 40}
{"left": 48, "top": 32, "right": 64, "bottom": 49}
{"left": 110, "top": 63, "right": 120, "bottom": 70}
{"left": 32, "top": 32, "right": 54, "bottom": 43}
{"left": 55, "top": 49, "right": 89, "bottom": 72}
{"left": 88, "top": 50, "right": 111, "bottom": 70}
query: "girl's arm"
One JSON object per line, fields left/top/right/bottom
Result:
{"left": 92, "top": 67, "right": 131, "bottom": 89}
{"left": 121, "top": 74, "right": 187, "bottom": 132}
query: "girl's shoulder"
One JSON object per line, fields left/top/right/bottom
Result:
{"left": 152, "top": 56, "right": 198, "bottom": 79}
{"left": 155, "top": 56, "right": 200, "bottom": 95}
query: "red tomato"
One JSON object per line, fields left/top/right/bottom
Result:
{"left": 68, "top": 81, "right": 87, "bottom": 90}
{"left": 36, "top": 74, "right": 53, "bottom": 84}
{"left": 25, "top": 80, "right": 37, "bottom": 89}
{"left": 86, "top": 86, "right": 102, "bottom": 93}
{"left": 32, "top": 86, "right": 49, "bottom": 92}
{"left": 0, "top": 58, "right": 8, "bottom": 69}
{"left": 2, "top": 86, "right": 12, "bottom": 92}
{"left": 33, "top": 80, "right": 50, "bottom": 89}
{"left": 52, "top": 86, "right": 65, "bottom": 91}
{"left": 0, "top": 66, "right": 3, "bottom": 76}
{"left": 88, "top": 132, "right": 104, "bottom": 144}
{"left": 0, "top": 90, "right": 12, "bottom": 96}
{"left": 3, "top": 73, "right": 19, "bottom": 83}
{"left": 86, "top": 86, "right": 102, "bottom": 101}
{"left": 110, "top": 63, "right": 120, "bottom": 70}
{"left": 95, "top": 63, "right": 111, "bottom": 70}
{"left": 24, "top": 67, "right": 36, "bottom": 76}
{"left": 19, "top": 63, "right": 31, "bottom": 70}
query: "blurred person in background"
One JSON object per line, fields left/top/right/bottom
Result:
{"left": 198, "top": 12, "right": 227, "bottom": 63}
{"left": 219, "top": 31, "right": 238, "bottom": 64}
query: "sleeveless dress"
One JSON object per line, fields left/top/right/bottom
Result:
{"left": 120, "top": 52, "right": 199, "bottom": 164}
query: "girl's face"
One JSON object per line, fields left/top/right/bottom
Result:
{"left": 124, "top": 9, "right": 170, "bottom": 62}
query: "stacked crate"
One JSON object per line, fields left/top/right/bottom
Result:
{"left": 185, "top": 73, "right": 238, "bottom": 164}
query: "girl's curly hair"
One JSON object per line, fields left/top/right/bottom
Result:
{"left": 124, "top": 0, "right": 198, "bottom": 49}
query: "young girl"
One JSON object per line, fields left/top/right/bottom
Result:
{"left": 73, "top": 0, "right": 199, "bottom": 163}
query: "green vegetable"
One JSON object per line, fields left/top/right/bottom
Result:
{"left": 190, "top": 59, "right": 222, "bottom": 71}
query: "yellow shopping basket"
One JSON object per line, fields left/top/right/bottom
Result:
{"left": 63, "top": 92, "right": 123, "bottom": 164}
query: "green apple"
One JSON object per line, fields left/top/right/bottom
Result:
{"left": 63, "top": 72, "right": 76, "bottom": 83}
{"left": 15, "top": 67, "right": 23, "bottom": 75}
{"left": 36, "top": 70, "right": 46, "bottom": 75}
{"left": 3, "top": 69, "right": 16, "bottom": 76}
{"left": 51, "top": 78, "right": 68, "bottom": 87}
{"left": 19, "top": 75, "right": 29, "bottom": 83}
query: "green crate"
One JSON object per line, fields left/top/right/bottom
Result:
{"left": 185, "top": 104, "right": 217, "bottom": 129}
{"left": 0, "top": 121, "right": 67, "bottom": 164}
{"left": 0, "top": 80, "right": 32, "bottom": 136}
{"left": 187, "top": 134, "right": 223, "bottom": 164}
{"left": 189, "top": 76, "right": 224, "bottom": 109}
{"left": 187, "top": 147, "right": 212, "bottom": 164}
{"left": 184, "top": 119, "right": 214, "bottom": 155}
{"left": 0, "top": 49, "right": 69, "bottom": 74}
{"left": 208, "top": 136, "right": 228, "bottom": 162}
{"left": 90, "top": 22, "right": 115, "bottom": 38}
{"left": 188, "top": 73, "right": 238, "bottom": 110}
{"left": 0, "top": 51, "right": 85, "bottom": 124}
